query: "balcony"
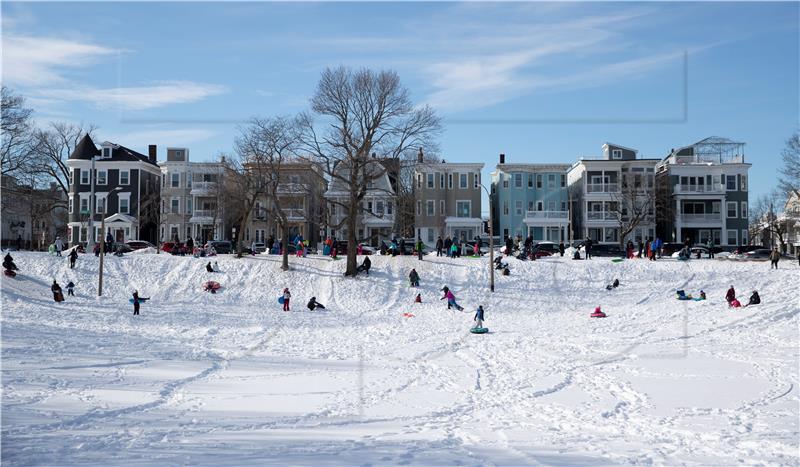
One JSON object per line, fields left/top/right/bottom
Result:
{"left": 190, "top": 182, "right": 217, "bottom": 195}
{"left": 674, "top": 183, "right": 725, "bottom": 195}
{"left": 680, "top": 213, "right": 722, "bottom": 223}
{"left": 363, "top": 212, "right": 394, "bottom": 225}
{"left": 586, "top": 183, "right": 619, "bottom": 194}
{"left": 277, "top": 183, "right": 306, "bottom": 194}
{"left": 282, "top": 208, "right": 306, "bottom": 220}
{"left": 587, "top": 212, "right": 617, "bottom": 221}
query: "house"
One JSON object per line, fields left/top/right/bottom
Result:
{"left": 414, "top": 152, "right": 484, "bottom": 247}
{"left": 159, "top": 147, "right": 225, "bottom": 245}
{"left": 490, "top": 153, "right": 570, "bottom": 242}
{"left": 246, "top": 160, "right": 327, "bottom": 246}
{"left": 66, "top": 135, "right": 160, "bottom": 246}
{"left": 1, "top": 177, "right": 67, "bottom": 250}
{"left": 655, "top": 137, "right": 750, "bottom": 247}
{"left": 567, "top": 143, "right": 659, "bottom": 245}
{"left": 325, "top": 158, "right": 397, "bottom": 247}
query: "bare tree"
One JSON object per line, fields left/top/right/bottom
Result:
{"left": 610, "top": 174, "right": 657, "bottom": 248}
{"left": 31, "top": 121, "right": 98, "bottom": 197}
{"left": 750, "top": 190, "right": 788, "bottom": 251}
{"left": 778, "top": 130, "right": 799, "bottom": 198}
{"left": 299, "top": 66, "right": 441, "bottom": 276}
{"left": 1, "top": 87, "right": 35, "bottom": 177}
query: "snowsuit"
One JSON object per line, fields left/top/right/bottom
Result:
{"left": 747, "top": 291, "right": 761, "bottom": 306}
{"left": 442, "top": 290, "right": 463, "bottom": 311}
{"left": 69, "top": 249, "right": 78, "bottom": 268}
{"left": 206, "top": 262, "right": 214, "bottom": 273}
{"left": 416, "top": 240, "right": 424, "bottom": 260}
{"left": 450, "top": 243, "right": 458, "bottom": 258}
{"left": 505, "top": 237, "right": 513, "bottom": 256}
{"left": 436, "top": 237, "right": 443, "bottom": 257}
{"left": 474, "top": 306, "right": 485, "bottom": 329}
{"left": 67, "top": 281, "right": 75, "bottom": 296}
{"left": 444, "top": 237, "right": 452, "bottom": 257}
{"left": 283, "top": 290, "right": 291, "bottom": 311}
{"left": 357, "top": 257, "right": 371, "bottom": 275}
{"left": 769, "top": 250, "right": 780, "bottom": 269}
{"left": 132, "top": 291, "right": 140, "bottom": 315}
{"left": 4, "top": 253, "right": 18, "bottom": 271}
{"left": 725, "top": 287, "right": 736, "bottom": 305}
{"left": 409, "top": 269, "right": 420, "bottom": 287}
{"left": 584, "top": 239, "right": 593, "bottom": 259}
{"left": 307, "top": 297, "right": 326, "bottom": 310}
{"left": 51, "top": 281, "right": 63, "bottom": 302}
{"left": 558, "top": 242, "right": 565, "bottom": 257}
{"left": 55, "top": 238, "right": 64, "bottom": 256}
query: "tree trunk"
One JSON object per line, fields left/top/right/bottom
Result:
{"left": 236, "top": 210, "right": 250, "bottom": 258}
{"left": 345, "top": 197, "right": 358, "bottom": 276}
{"left": 281, "top": 220, "right": 290, "bottom": 271}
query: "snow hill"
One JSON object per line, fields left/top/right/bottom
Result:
{"left": 1, "top": 251, "right": 798, "bottom": 465}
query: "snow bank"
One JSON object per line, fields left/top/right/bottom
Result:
{"left": 1, "top": 251, "right": 798, "bottom": 465}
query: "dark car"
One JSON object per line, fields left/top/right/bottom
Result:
{"left": 109, "top": 242, "right": 133, "bottom": 253}
{"left": 533, "top": 242, "right": 560, "bottom": 254}
{"left": 126, "top": 240, "right": 155, "bottom": 251}
{"left": 208, "top": 241, "right": 232, "bottom": 254}
{"left": 586, "top": 244, "right": 624, "bottom": 257}
{"left": 660, "top": 242, "right": 686, "bottom": 257}
{"left": 733, "top": 245, "right": 760, "bottom": 255}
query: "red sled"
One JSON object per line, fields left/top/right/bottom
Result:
{"left": 403, "top": 312, "right": 415, "bottom": 318}
{"left": 4, "top": 270, "right": 16, "bottom": 278}
{"left": 203, "top": 281, "right": 221, "bottom": 292}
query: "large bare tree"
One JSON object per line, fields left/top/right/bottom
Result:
{"left": 299, "top": 66, "right": 441, "bottom": 276}
{"left": 778, "top": 130, "right": 799, "bottom": 198}
{"left": 750, "top": 190, "right": 788, "bottom": 251}
{"left": 610, "top": 172, "right": 658, "bottom": 248}
{"left": 31, "top": 121, "right": 97, "bottom": 197}
{"left": 1, "top": 87, "right": 35, "bottom": 177}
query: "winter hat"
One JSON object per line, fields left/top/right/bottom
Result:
{"left": 283, "top": 288, "right": 289, "bottom": 292}
{"left": 415, "top": 293, "right": 422, "bottom": 303}
{"left": 594, "top": 306, "right": 601, "bottom": 313}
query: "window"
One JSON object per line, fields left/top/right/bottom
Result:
{"left": 740, "top": 175, "right": 747, "bottom": 191}
{"left": 171, "top": 198, "right": 180, "bottom": 214}
{"left": 417, "top": 173, "right": 422, "bottom": 188}
{"left": 80, "top": 198, "right": 89, "bottom": 214}
{"left": 416, "top": 201, "right": 421, "bottom": 215}
{"left": 102, "top": 147, "right": 112, "bottom": 158}
{"left": 448, "top": 174, "right": 453, "bottom": 189}
{"left": 427, "top": 228, "right": 434, "bottom": 243}
{"left": 426, "top": 200, "right": 435, "bottom": 216}
{"left": 426, "top": 173, "right": 434, "bottom": 189}
{"left": 604, "top": 227, "right": 619, "bottom": 243}
{"left": 561, "top": 174, "right": 566, "bottom": 187}
{"left": 120, "top": 170, "right": 129, "bottom": 185}
{"left": 726, "top": 229, "right": 738, "bottom": 246}
{"left": 95, "top": 194, "right": 107, "bottom": 213}
{"left": 161, "top": 173, "right": 165, "bottom": 188}
{"left": 741, "top": 230, "right": 748, "bottom": 245}
{"left": 97, "top": 170, "right": 107, "bottom": 185}
{"left": 457, "top": 201, "right": 471, "bottom": 217}
{"left": 712, "top": 201, "right": 721, "bottom": 214}
{"left": 548, "top": 174, "right": 555, "bottom": 189}
{"left": 440, "top": 200, "right": 445, "bottom": 215}
{"left": 612, "top": 149, "right": 622, "bottom": 159}
{"left": 439, "top": 173, "right": 445, "bottom": 189}
{"left": 503, "top": 200, "right": 509, "bottom": 215}
{"left": 536, "top": 175, "right": 542, "bottom": 188}
{"left": 80, "top": 170, "right": 89, "bottom": 185}
{"left": 548, "top": 201, "right": 556, "bottom": 212}
{"left": 474, "top": 172, "right": 479, "bottom": 189}
{"left": 387, "top": 201, "right": 393, "bottom": 215}
{"left": 69, "top": 197, "right": 74, "bottom": 214}
{"left": 537, "top": 201, "right": 543, "bottom": 211}
{"left": 561, "top": 201, "right": 567, "bottom": 212}
{"left": 502, "top": 177, "right": 508, "bottom": 188}
{"left": 726, "top": 175, "right": 737, "bottom": 191}
{"left": 514, "top": 173, "right": 522, "bottom": 188}
{"left": 187, "top": 172, "right": 192, "bottom": 188}
{"left": 119, "top": 197, "right": 130, "bottom": 214}
{"left": 187, "top": 198, "right": 193, "bottom": 214}
{"left": 740, "top": 202, "right": 747, "bottom": 218}
{"left": 459, "top": 173, "right": 467, "bottom": 189}
{"left": 528, "top": 201, "right": 534, "bottom": 211}
{"left": 528, "top": 174, "right": 533, "bottom": 187}
{"left": 515, "top": 200, "right": 522, "bottom": 215}
{"left": 171, "top": 173, "right": 180, "bottom": 188}
{"left": 726, "top": 201, "right": 737, "bottom": 218}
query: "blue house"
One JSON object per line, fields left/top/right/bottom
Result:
{"left": 490, "top": 153, "right": 571, "bottom": 242}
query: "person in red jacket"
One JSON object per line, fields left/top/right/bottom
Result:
{"left": 725, "top": 286, "right": 736, "bottom": 306}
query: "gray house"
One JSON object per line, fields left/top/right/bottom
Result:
{"left": 414, "top": 155, "right": 484, "bottom": 247}
{"left": 656, "top": 137, "right": 750, "bottom": 247}
{"left": 66, "top": 134, "right": 160, "bottom": 246}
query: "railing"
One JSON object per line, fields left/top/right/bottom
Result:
{"left": 282, "top": 208, "right": 305, "bottom": 219}
{"left": 192, "top": 209, "right": 216, "bottom": 218}
{"left": 586, "top": 183, "right": 619, "bottom": 193}
{"left": 277, "top": 183, "right": 306, "bottom": 193}
{"left": 681, "top": 213, "right": 722, "bottom": 222}
{"left": 190, "top": 182, "right": 216, "bottom": 193}
{"left": 587, "top": 212, "right": 617, "bottom": 221}
{"left": 674, "top": 183, "right": 725, "bottom": 194}
{"left": 525, "top": 210, "right": 568, "bottom": 219}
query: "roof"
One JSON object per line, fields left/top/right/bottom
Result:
{"left": 602, "top": 142, "right": 639, "bottom": 154}
{"left": 68, "top": 134, "right": 158, "bottom": 166}
{"left": 69, "top": 134, "right": 101, "bottom": 160}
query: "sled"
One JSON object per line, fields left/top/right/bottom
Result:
{"left": 611, "top": 258, "right": 624, "bottom": 263}
{"left": 278, "top": 296, "right": 285, "bottom": 304}
{"left": 129, "top": 297, "right": 150, "bottom": 304}
{"left": 590, "top": 312, "right": 607, "bottom": 318}
{"left": 203, "top": 281, "right": 221, "bottom": 292}
{"left": 470, "top": 327, "right": 489, "bottom": 334}
{"left": 402, "top": 312, "right": 415, "bottom": 318}
{"left": 693, "top": 297, "right": 705, "bottom": 301}
{"left": 54, "top": 291, "right": 64, "bottom": 302}
{"left": 3, "top": 270, "right": 16, "bottom": 277}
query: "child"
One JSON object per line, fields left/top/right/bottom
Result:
{"left": 474, "top": 305, "right": 485, "bottom": 329}
{"left": 746, "top": 290, "right": 760, "bottom": 306}
{"left": 409, "top": 268, "right": 420, "bottom": 287}
{"left": 132, "top": 290, "right": 140, "bottom": 315}
{"left": 282, "top": 288, "right": 291, "bottom": 311}
{"left": 725, "top": 286, "right": 736, "bottom": 305}
{"left": 441, "top": 287, "right": 463, "bottom": 311}
{"left": 414, "top": 293, "right": 422, "bottom": 303}
{"left": 699, "top": 290, "right": 707, "bottom": 300}
{"left": 66, "top": 281, "right": 75, "bottom": 296}
{"left": 51, "top": 280, "right": 63, "bottom": 302}
{"left": 307, "top": 296, "right": 326, "bottom": 310}
{"left": 206, "top": 262, "right": 214, "bottom": 273}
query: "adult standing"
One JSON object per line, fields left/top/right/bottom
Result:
{"left": 16, "top": 235, "right": 22, "bottom": 251}
{"left": 584, "top": 237, "right": 593, "bottom": 260}
{"left": 706, "top": 239, "right": 714, "bottom": 259}
{"left": 436, "top": 236, "right": 443, "bottom": 257}
{"left": 54, "top": 236, "right": 64, "bottom": 257}
{"left": 51, "top": 280, "right": 63, "bottom": 302}
{"left": 416, "top": 238, "right": 424, "bottom": 261}
{"left": 69, "top": 248, "right": 78, "bottom": 269}
{"left": 186, "top": 237, "right": 194, "bottom": 253}
{"left": 505, "top": 236, "right": 513, "bottom": 256}
{"left": 558, "top": 240, "right": 565, "bottom": 257}
{"left": 444, "top": 236, "right": 452, "bottom": 257}
{"left": 769, "top": 248, "right": 780, "bottom": 269}
{"left": 105, "top": 231, "right": 114, "bottom": 254}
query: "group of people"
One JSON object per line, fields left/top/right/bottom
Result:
{"left": 439, "top": 285, "right": 486, "bottom": 329}
{"left": 725, "top": 285, "right": 761, "bottom": 308}
{"left": 624, "top": 237, "right": 665, "bottom": 260}
{"left": 280, "top": 288, "right": 326, "bottom": 312}
{"left": 434, "top": 236, "right": 474, "bottom": 258}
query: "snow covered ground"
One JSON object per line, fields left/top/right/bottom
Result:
{"left": 2, "top": 250, "right": 798, "bottom": 465}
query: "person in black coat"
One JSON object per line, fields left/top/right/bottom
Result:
{"left": 746, "top": 291, "right": 761, "bottom": 306}
{"left": 69, "top": 248, "right": 78, "bottom": 268}
{"left": 444, "top": 237, "right": 452, "bottom": 257}
{"left": 3, "top": 253, "right": 18, "bottom": 271}
{"left": 584, "top": 238, "right": 593, "bottom": 259}
{"left": 505, "top": 236, "right": 513, "bottom": 255}
{"left": 307, "top": 297, "right": 326, "bottom": 310}
{"left": 206, "top": 262, "right": 214, "bottom": 273}
{"left": 357, "top": 256, "right": 371, "bottom": 275}
{"left": 558, "top": 241, "right": 565, "bottom": 257}
{"left": 436, "top": 236, "right": 443, "bottom": 257}
{"left": 132, "top": 290, "right": 140, "bottom": 315}
{"left": 51, "top": 280, "right": 63, "bottom": 302}
{"left": 409, "top": 268, "right": 420, "bottom": 287}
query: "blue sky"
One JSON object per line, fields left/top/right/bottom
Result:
{"left": 2, "top": 1, "right": 798, "bottom": 208}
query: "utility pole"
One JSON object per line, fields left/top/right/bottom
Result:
{"left": 88, "top": 156, "right": 96, "bottom": 252}
{"left": 481, "top": 184, "right": 494, "bottom": 293}
{"left": 98, "top": 187, "right": 122, "bottom": 296}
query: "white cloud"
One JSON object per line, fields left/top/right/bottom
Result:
{"left": 103, "top": 128, "right": 218, "bottom": 147}
{"left": 37, "top": 81, "right": 228, "bottom": 111}
{"left": 2, "top": 35, "right": 119, "bottom": 86}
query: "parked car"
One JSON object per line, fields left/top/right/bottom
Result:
{"left": 533, "top": 241, "right": 560, "bottom": 254}
{"left": 251, "top": 242, "right": 266, "bottom": 253}
{"left": 737, "top": 249, "right": 796, "bottom": 261}
{"left": 161, "top": 242, "right": 183, "bottom": 253}
{"left": 207, "top": 241, "right": 232, "bottom": 254}
{"left": 660, "top": 243, "right": 686, "bottom": 257}
{"left": 126, "top": 240, "right": 155, "bottom": 251}
{"left": 733, "top": 245, "right": 761, "bottom": 255}
{"left": 584, "top": 244, "right": 624, "bottom": 257}
{"left": 109, "top": 242, "right": 133, "bottom": 253}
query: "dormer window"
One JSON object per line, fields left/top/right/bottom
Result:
{"left": 612, "top": 149, "right": 622, "bottom": 159}
{"left": 102, "top": 147, "right": 112, "bottom": 159}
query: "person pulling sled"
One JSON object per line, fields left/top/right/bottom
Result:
{"left": 3, "top": 253, "right": 18, "bottom": 277}
{"left": 51, "top": 280, "right": 64, "bottom": 302}
{"left": 440, "top": 286, "right": 463, "bottom": 311}
{"left": 356, "top": 256, "right": 371, "bottom": 276}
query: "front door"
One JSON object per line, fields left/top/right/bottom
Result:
{"left": 698, "top": 229, "right": 710, "bottom": 244}
{"left": 115, "top": 229, "right": 125, "bottom": 242}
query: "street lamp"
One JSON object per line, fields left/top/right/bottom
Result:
{"left": 479, "top": 184, "right": 495, "bottom": 293}
{"left": 98, "top": 186, "right": 123, "bottom": 296}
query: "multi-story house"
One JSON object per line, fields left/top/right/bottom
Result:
{"left": 159, "top": 148, "right": 225, "bottom": 244}
{"left": 491, "top": 153, "right": 570, "bottom": 242}
{"left": 325, "top": 158, "right": 397, "bottom": 247}
{"left": 567, "top": 143, "right": 659, "bottom": 245}
{"left": 656, "top": 137, "right": 750, "bottom": 247}
{"left": 780, "top": 192, "right": 800, "bottom": 255}
{"left": 1, "top": 177, "right": 67, "bottom": 250}
{"left": 247, "top": 160, "right": 327, "bottom": 246}
{"left": 413, "top": 155, "right": 484, "bottom": 247}
{"left": 66, "top": 134, "right": 160, "bottom": 246}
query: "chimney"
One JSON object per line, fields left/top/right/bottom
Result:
{"left": 371, "top": 152, "right": 377, "bottom": 159}
{"left": 148, "top": 145, "right": 157, "bottom": 163}
{"left": 417, "top": 147, "right": 424, "bottom": 163}
{"left": 499, "top": 153, "right": 505, "bottom": 164}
